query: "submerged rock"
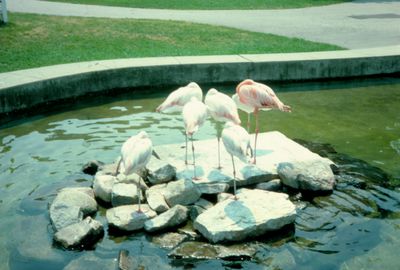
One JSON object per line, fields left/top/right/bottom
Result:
{"left": 277, "top": 160, "right": 335, "bottom": 192}
{"left": 144, "top": 205, "right": 189, "bottom": 233}
{"left": 106, "top": 204, "right": 157, "bottom": 231}
{"left": 151, "top": 232, "right": 188, "bottom": 249}
{"left": 169, "top": 241, "right": 257, "bottom": 260}
{"left": 163, "top": 179, "right": 201, "bottom": 207}
{"left": 64, "top": 253, "right": 116, "bottom": 270}
{"left": 194, "top": 189, "right": 296, "bottom": 243}
{"left": 54, "top": 217, "right": 104, "bottom": 249}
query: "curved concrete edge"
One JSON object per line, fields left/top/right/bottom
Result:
{"left": 0, "top": 45, "right": 399, "bottom": 117}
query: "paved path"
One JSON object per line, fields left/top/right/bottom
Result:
{"left": 7, "top": 0, "right": 400, "bottom": 48}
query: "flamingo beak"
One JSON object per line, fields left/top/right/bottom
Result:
{"left": 152, "top": 150, "right": 161, "bottom": 160}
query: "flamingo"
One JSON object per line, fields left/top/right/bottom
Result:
{"left": 156, "top": 82, "right": 203, "bottom": 164}
{"left": 182, "top": 97, "right": 208, "bottom": 180}
{"left": 221, "top": 122, "right": 252, "bottom": 199}
{"left": 115, "top": 131, "right": 154, "bottom": 212}
{"left": 156, "top": 82, "right": 203, "bottom": 113}
{"left": 205, "top": 88, "right": 241, "bottom": 169}
{"left": 236, "top": 79, "right": 291, "bottom": 164}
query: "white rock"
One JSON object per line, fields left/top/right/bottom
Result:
{"left": 49, "top": 188, "right": 97, "bottom": 231}
{"left": 147, "top": 159, "right": 176, "bottom": 185}
{"left": 93, "top": 173, "right": 116, "bottom": 203}
{"left": 277, "top": 160, "right": 335, "bottom": 191}
{"left": 194, "top": 189, "right": 296, "bottom": 243}
{"left": 54, "top": 217, "right": 104, "bottom": 249}
{"left": 144, "top": 205, "right": 188, "bottom": 232}
{"left": 106, "top": 204, "right": 157, "bottom": 231}
{"left": 163, "top": 179, "right": 201, "bottom": 207}
{"left": 153, "top": 132, "right": 334, "bottom": 188}
{"left": 111, "top": 183, "right": 142, "bottom": 207}
{"left": 146, "top": 184, "right": 170, "bottom": 213}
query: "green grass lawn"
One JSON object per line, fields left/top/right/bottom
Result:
{"left": 0, "top": 13, "right": 343, "bottom": 73}
{"left": 44, "top": 0, "right": 350, "bottom": 9}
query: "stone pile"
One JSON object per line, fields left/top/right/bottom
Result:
{"left": 48, "top": 131, "right": 336, "bottom": 249}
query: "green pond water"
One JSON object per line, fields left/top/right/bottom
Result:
{"left": 0, "top": 77, "right": 399, "bottom": 269}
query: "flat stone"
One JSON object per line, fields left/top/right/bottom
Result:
{"left": 217, "top": 192, "right": 233, "bottom": 202}
{"left": 163, "top": 179, "right": 201, "bottom": 207}
{"left": 151, "top": 232, "right": 188, "bottom": 249}
{"left": 111, "top": 183, "right": 142, "bottom": 207}
{"left": 106, "top": 204, "right": 157, "bottom": 231}
{"left": 153, "top": 132, "right": 333, "bottom": 188}
{"left": 54, "top": 217, "right": 104, "bottom": 249}
{"left": 144, "top": 205, "right": 189, "bottom": 232}
{"left": 93, "top": 173, "right": 116, "bottom": 203}
{"left": 278, "top": 160, "right": 335, "bottom": 191}
{"left": 147, "top": 158, "right": 176, "bottom": 185}
{"left": 193, "top": 189, "right": 296, "bottom": 243}
{"left": 256, "top": 179, "right": 282, "bottom": 191}
{"left": 146, "top": 184, "right": 170, "bottom": 213}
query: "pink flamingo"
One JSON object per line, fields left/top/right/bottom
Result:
{"left": 236, "top": 79, "right": 291, "bottom": 164}
{"left": 182, "top": 97, "right": 208, "bottom": 179}
{"left": 156, "top": 82, "right": 203, "bottom": 113}
{"left": 205, "top": 88, "right": 241, "bottom": 169}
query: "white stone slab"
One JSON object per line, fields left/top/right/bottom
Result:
{"left": 153, "top": 131, "right": 333, "bottom": 188}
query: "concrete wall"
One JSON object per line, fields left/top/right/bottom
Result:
{"left": 0, "top": 46, "right": 399, "bottom": 119}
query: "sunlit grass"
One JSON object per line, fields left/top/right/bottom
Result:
{"left": 0, "top": 13, "right": 343, "bottom": 73}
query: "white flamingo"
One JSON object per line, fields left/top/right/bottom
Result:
{"left": 116, "top": 131, "right": 154, "bottom": 212}
{"left": 182, "top": 97, "right": 208, "bottom": 180}
{"left": 205, "top": 88, "right": 241, "bottom": 169}
{"left": 221, "top": 122, "right": 252, "bottom": 199}
{"left": 156, "top": 82, "right": 203, "bottom": 113}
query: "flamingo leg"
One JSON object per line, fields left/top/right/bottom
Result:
{"left": 115, "top": 157, "right": 122, "bottom": 176}
{"left": 253, "top": 110, "right": 259, "bottom": 164}
{"left": 231, "top": 155, "right": 238, "bottom": 200}
{"left": 217, "top": 135, "right": 222, "bottom": 170}
{"left": 191, "top": 135, "right": 199, "bottom": 180}
{"left": 137, "top": 177, "right": 142, "bottom": 213}
{"left": 185, "top": 133, "right": 188, "bottom": 165}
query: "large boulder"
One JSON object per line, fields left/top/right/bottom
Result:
{"left": 49, "top": 188, "right": 97, "bottom": 231}
{"left": 106, "top": 204, "right": 157, "bottom": 231}
{"left": 144, "top": 205, "right": 189, "bottom": 233}
{"left": 277, "top": 160, "right": 335, "bottom": 192}
{"left": 163, "top": 179, "right": 201, "bottom": 207}
{"left": 193, "top": 189, "right": 296, "bottom": 243}
{"left": 54, "top": 217, "right": 104, "bottom": 249}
